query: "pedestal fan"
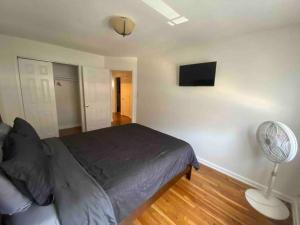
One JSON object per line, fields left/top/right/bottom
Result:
{"left": 245, "top": 121, "right": 298, "bottom": 220}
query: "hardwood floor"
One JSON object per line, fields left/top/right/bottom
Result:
{"left": 59, "top": 126, "right": 82, "bottom": 137}
{"left": 111, "top": 112, "right": 132, "bottom": 126}
{"left": 133, "top": 166, "right": 292, "bottom": 225}
{"left": 59, "top": 112, "right": 132, "bottom": 136}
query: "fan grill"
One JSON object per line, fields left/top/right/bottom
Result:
{"left": 257, "top": 122, "right": 291, "bottom": 163}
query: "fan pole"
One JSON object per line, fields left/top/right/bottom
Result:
{"left": 265, "top": 163, "right": 279, "bottom": 199}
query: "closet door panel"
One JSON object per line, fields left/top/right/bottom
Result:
{"left": 82, "top": 66, "right": 110, "bottom": 131}
{"left": 18, "top": 58, "right": 59, "bottom": 138}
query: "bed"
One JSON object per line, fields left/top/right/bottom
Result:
{"left": 1, "top": 116, "right": 199, "bottom": 225}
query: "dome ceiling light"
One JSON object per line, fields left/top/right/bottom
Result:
{"left": 110, "top": 16, "right": 135, "bottom": 37}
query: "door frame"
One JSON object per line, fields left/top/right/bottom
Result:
{"left": 78, "top": 66, "right": 86, "bottom": 132}
{"left": 110, "top": 70, "right": 133, "bottom": 122}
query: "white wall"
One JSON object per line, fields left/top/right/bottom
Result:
{"left": 53, "top": 63, "right": 81, "bottom": 129}
{"left": 137, "top": 26, "right": 300, "bottom": 199}
{"left": 0, "top": 34, "right": 105, "bottom": 125}
{"left": 105, "top": 57, "right": 137, "bottom": 122}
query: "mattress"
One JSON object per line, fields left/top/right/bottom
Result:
{"left": 61, "top": 123, "right": 199, "bottom": 222}
{"left": 5, "top": 204, "right": 60, "bottom": 225}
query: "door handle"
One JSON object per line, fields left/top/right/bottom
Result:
{"left": 85, "top": 105, "right": 89, "bottom": 108}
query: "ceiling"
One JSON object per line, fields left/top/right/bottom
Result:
{"left": 0, "top": 0, "right": 299, "bottom": 57}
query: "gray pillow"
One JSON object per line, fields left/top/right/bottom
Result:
{"left": 0, "top": 122, "right": 11, "bottom": 162}
{"left": 2, "top": 118, "right": 41, "bottom": 161}
{"left": 0, "top": 133, "right": 54, "bottom": 206}
{"left": 0, "top": 171, "right": 32, "bottom": 215}
{"left": 11, "top": 118, "right": 40, "bottom": 141}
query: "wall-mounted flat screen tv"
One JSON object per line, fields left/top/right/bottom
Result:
{"left": 179, "top": 61, "right": 217, "bottom": 86}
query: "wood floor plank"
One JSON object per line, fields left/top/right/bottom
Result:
{"left": 134, "top": 165, "right": 292, "bottom": 225}
{"left": 59, "top": 126, "right": 81, "bottom": 137}
{"left": 111, "top": 112, "right": 131, "bottom": 126}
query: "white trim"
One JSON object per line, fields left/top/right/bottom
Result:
{"left": 109, "top": 69, "right": 135, "bottom": 122}
{"left": 78, "top": 66, "right": 86, "bottom": 132}
{"left": 197, "top": 157, "right": 299, "bottom": 224}
{"left": 104, "top": 57, "right": 137, "bottom": 123}
{"left": 110, "top": 71, "right": 133, "bottom": 120}
{"left": 58, "top": 123, "right": 81, "bottom": 130}
{"left": 197, "top": 157, "right": 292, "bottom": 201}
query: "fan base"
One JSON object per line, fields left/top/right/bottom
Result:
{"left": 245, "top": 189, "right": 289, "bottom": 220}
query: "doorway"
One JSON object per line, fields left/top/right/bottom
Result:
{"left": 111, "top": 71, "right": 132, "bottom": 126}
{"left": 53, "top": 63, "right": 82, "bottom": 136}
{"left": 116, "top": 77, "right": 121, "bottom": 113}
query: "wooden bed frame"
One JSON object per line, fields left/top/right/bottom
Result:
{"left": 0, "top": 114, "right": 192, "bottom": 225}
{"left": 119, "top": 165, "right": 192, "bottom": 225}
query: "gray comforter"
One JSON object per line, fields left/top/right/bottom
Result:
{"left": 46, "top": 138, "right": 117, "bottom": 225}
{"left": 61, "top": 124, "right": 199, "bottom": 222}
{"left": 6, "top": 137, "right": 117, "bottom": 225}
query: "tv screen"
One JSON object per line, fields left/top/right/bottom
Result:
{"left": 179, "top": 62, "right": 217, "bottom": 86}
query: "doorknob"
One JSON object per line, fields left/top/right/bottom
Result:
{"left": 85, "top": 105, "right": 89, "bottom": 108}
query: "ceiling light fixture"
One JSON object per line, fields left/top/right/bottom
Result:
{"left": 167, "top": 21, "right": 175, "bottom": 26}
{"left": 141, "top": 0, "right": 188, "bottom": 26}
{"left": 142, "top": 0, "right": 180, "bottom": 20}
{"left": 110, "top": 16, "right": 135, "bottom": 37}
{"left": 171, "top": 16, "right": 189, "bottom": 25}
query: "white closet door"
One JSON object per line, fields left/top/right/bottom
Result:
{"left": 18, "top": 58, "right": 59, "bottom": 138}
{"left": 82, "top": 66, "right": 110, "bottom": 131}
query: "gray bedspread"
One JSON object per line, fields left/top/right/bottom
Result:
{"left": 45, "top": 138, "right": 117, "bottom": 225}
{"left": 61, "top": 123, "right": 199, "bottom": 222}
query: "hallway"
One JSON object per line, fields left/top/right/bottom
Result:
{"left": 111, "top": 112, "right": 131, "bottom": 126}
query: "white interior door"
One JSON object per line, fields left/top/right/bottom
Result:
{"left": 82, "top": 66, "right": 110, "bottom": 131}
{"left": 18, "top": 58, "right": 59, "bottom": 138}
{"left": 120, "top": 73, "right": 132, "bottom": 118}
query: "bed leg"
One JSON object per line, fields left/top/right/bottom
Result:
{"left": 185, "top": 165, "right": 192, "bottom": 181}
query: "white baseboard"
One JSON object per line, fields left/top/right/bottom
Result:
{"left": 197, "top": 157, "right": 299, "bottom": 225}
{"left": 58, "top": 123, "right": 81, "bottom": 130}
